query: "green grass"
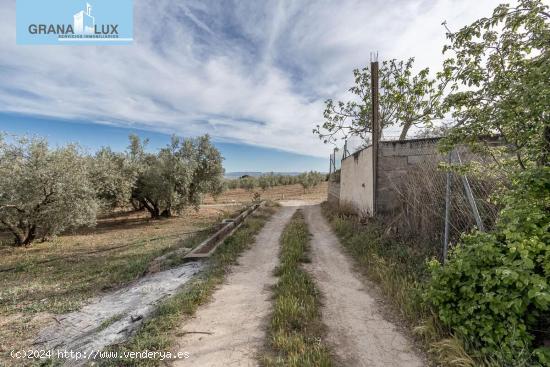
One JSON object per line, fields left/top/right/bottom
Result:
{"left": 99, "top": 204, "right": 278, "bottom": 367}
{"left": 320, "top": 202, "right": 485, "bottom": 367}
{"left": 261, "top": 210, "right": 333, "bottom": 367}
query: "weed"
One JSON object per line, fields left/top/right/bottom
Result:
{"left": 261, "top": 210, "right": 332, "bottom": 367}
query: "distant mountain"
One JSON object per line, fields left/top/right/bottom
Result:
{"left": 224, "top": 172, "right": 303, "bottom": 179}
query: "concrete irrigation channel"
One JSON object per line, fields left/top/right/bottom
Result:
{"left": 33, "top": 203, "right": 262, "bottom": 366}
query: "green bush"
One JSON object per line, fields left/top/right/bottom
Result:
{"left": 427, "top": 167, "right": 550, "bottom": 365}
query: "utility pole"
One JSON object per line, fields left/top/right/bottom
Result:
{"left": 371, "top": 56, "right": 380, "bottom": 216}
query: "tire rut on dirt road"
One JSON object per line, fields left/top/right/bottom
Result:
{"left": 303, "top": 204, "right": 424, "bottom": 367}
{"left": 172, "top": 206, "right": 296, "bottom": 367}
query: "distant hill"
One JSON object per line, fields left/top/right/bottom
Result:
{"left": 224, "top": 172, "right": 303, "bottom": 179}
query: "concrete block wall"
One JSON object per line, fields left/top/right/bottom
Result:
{"left": 339, "top": 147, "right": 374, "bottom": 215}
{"left": 329, "top": 136, "right": 504, "bottom": 216}
{"left": 377, "top": 138, "right": 443, "bottom": 213}
{"left": 331, "top": 137, "right": 443, "bottom": 216}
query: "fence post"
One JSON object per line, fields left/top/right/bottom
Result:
{"left": 371, "top": 58, "right": 380, "bottom": 216}
{"left": 443, "top": 151, "right": 452, "bottom": 263}
{"left": 344, "top": 140, "right": 348, "bottom": 158}
{"left": 333, "top": 147, "right": 337, "bottom": 172}
{"left": 457, "top": 151, "right": 485, "bottom": 232}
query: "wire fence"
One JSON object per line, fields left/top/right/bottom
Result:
{"left": 328, "top": 147, "right": 345, "bottom": 174}
{"left": 384, "top": 149, "right": 503, "bottom": 260}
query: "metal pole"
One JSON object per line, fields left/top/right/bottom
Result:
{"left": 371, "top": 59, "right": 380, "bottom": 216}
{"left": 443, "top": 151, "right": 452, "bottom": 263}
{"left": 457, "top": 151, "right": 485, "bottom": 231}
{"left": 344, "top": 140, "right": 348, "bottom": 158}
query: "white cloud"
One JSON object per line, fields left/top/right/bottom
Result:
{"left": 0, "top": 0, "right": 503, "bottom": 157}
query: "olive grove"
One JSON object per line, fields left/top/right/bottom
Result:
{"left": 0, "top": 133, "right": 225, "bottom": 245}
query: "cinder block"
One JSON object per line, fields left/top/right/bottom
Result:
{"left": 380, "top": 156, "right": 408, "bottom": 170}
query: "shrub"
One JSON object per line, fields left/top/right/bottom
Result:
{"left": 427, "top": 167, "right": 550, "bottom": 365}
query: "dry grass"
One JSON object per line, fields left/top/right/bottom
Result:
{"left": 203, "top": 182, "right": 328, "bottom": 204}
{"left": 0, "top": 205, "right": 244, "bottom": 364}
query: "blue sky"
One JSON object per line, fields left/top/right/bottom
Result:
{"left": 0, "top": 0, "right": 502, "bottom": 171}
{"left": 0, "top": 113, "right": 326, "bottom": 172}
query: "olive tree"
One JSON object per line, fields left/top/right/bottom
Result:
{"left": 239, "top": 176, "right": 257, "bottom": 191}
{"left": 131, "top": 135, "right": 224, "bottom": 218}
{"left": 298, "top": 171, "right": 324, "bottom": 192}
{"left": 313, "top": 58, "right": 444, "bottom": 145}
{"left": 88, "top": 147, "right": 136, "bottom": 211}
{"left": 0, "top": 136, "right": 97, "bottom": 246}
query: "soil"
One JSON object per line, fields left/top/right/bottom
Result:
{"left": 202, "top": 182, "right": 328, "bottom": 205}
{"left": 303, "top": 204, "right": 425, "bottom": 367}
{"left": 172, "top": 206, "right": 297, "bottom": 367}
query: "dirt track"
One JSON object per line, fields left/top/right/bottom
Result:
{"left": 172, "top": 206, "right": 296, "bottom": 366}
{"left": 173, "top": 203, "right": 423, "bottom": 367}
{"left": 303, "top": 205, "right": 424, "bottom": 367}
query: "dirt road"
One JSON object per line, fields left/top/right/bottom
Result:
{"left": 303, "top": 205, "right": 424, "bottom": 367}
{"left": 172, "top": 206, "right": 296, "bottom": 367}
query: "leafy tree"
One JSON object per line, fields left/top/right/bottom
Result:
{"left": 313, "top": 58, "right": 444, "bottom": 145}
{"left": 0, "top": 136, "right": 97, "bottom": 246}
{"left": 387, "top": 59, "right": 446, "bottom": 140}
{"left": 185, "top": 135, "right": 225, "bottom": 207}
{"left": 226, "top": 179, "right": 240, "bottom": 190}
{"left": 131, "top": 135, "right": 224, "bottom": 218}
{"left": 88, "top": 147, "right": 136, "bottom": 210}
{"left": 428, "top": 2, "right": 550, "bottom": 364}
{"left": 440, "top": 0, "right": 550, "bottom": 169}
